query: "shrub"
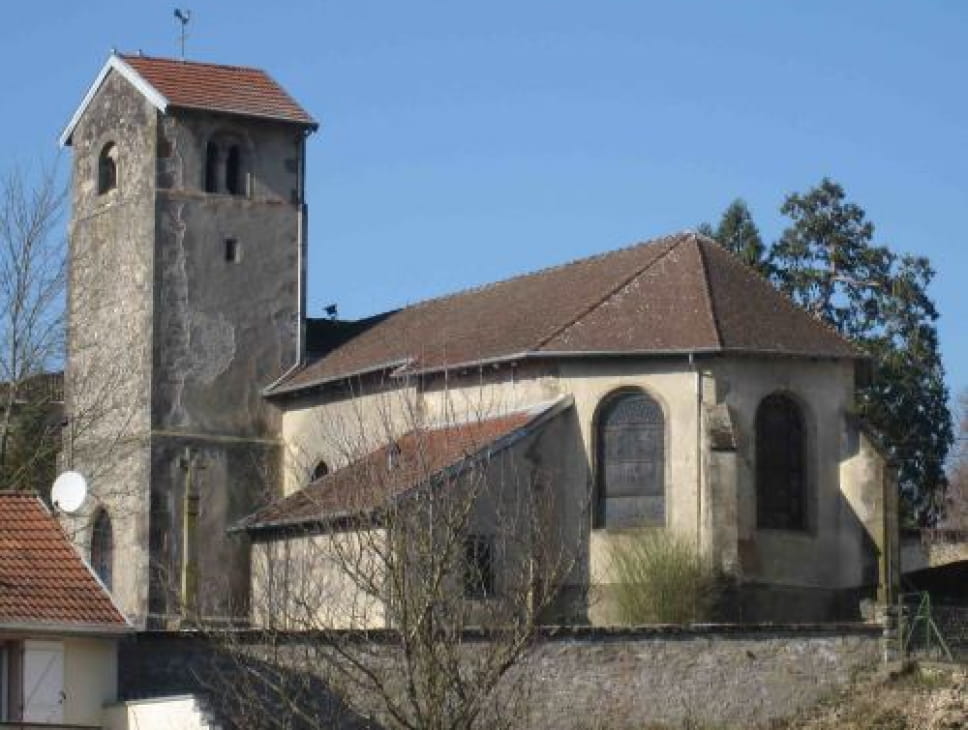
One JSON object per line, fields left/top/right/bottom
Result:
{"left": 608, "top": 529, "right": 718, "bottom": 624}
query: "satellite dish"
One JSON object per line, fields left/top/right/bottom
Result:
{"left": 51, "top": 471, "right": 88, "bottom": 514}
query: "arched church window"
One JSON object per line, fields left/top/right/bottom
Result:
{"left": 97, "top": 142, "right": 118, "bottom": 194}
{"left": 91, "top": 508, "right": 114, "bottom": 590}
{"left": 755, "top": 393, "right": 807, "bottom": 530}
{"left": 595, "top": 390, "right": 665, "bottom": 528}
{"left": 311, "top": 459, "right": 329, "bottom": 481}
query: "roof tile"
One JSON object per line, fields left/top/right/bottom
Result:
{"left": 0, "top": 493, "right": 127, "bottom": 629}
{"left": 120, "top": 55, "right": 316, "bottom": 127}
{"left": 240, "top": 410, "right": 540, "bottom": 530}
{"left": 275, "top": 233, "right": 859, "bottom": 393}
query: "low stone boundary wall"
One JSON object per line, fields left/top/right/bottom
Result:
{"left": 120, "top": 624, "right": 883, "bottom": 728}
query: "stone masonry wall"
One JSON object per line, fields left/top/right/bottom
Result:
{"left": 120, "top": 625, "right": 882, "bottom": 729}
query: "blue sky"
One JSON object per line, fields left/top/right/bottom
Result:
{"left": 2, "top": 2, "right": 965, "bottom": 398}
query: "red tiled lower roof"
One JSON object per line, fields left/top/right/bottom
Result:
{"left": 239, "top": 406, "right": 556, "bottom": 531}
{"left": 0, "top": 493, "right": 127, "bottom": 630}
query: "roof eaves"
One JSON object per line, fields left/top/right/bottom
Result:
{"left": 59, "top": 53, "right": 169, "bottom": 147}
{"left": 264, "top": 358, "right": 414, "bottom": 398}
{"left": 0, "top": 619, "right": 133, "bottom": 636}
{"left": 165, "top": 103, "right": 319, "bottom": 130}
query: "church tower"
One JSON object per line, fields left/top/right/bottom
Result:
{"left": 60, "top": 54, "right": 316, "bottom": 626}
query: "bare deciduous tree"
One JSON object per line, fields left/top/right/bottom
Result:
{"left": 212, "top": 384, "right": 585, "bottom": 730}
{"left": 0, "top": 163, "right": 66, "bottom": 494}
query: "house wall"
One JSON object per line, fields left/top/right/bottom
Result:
{"left": 62, "top": 637, "right": 118, "bottom": 726}
{"left": 251, "top": 529, "right": 388, "bottom": 630}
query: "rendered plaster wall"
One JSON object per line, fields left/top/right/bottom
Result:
{"left": 147, "top": 435, "right": 278, "bottom": 621}
{"left": 273, "top": 354, "right": 882, "bottom": 623}
{"left": 251, "top": 529, "right": 389, "bottom": 630}
{"left": 65, "top": 68, "right": 158, "bottom": 621}
{"left": 144, "top": 110, "right": 303, "bottom": 622}
{"left": 279, "top": 383, "right": 420, "bottom": 496}
{"left": 252, "top": 405, "right": 589, "bottom": 628}
{"left": 118, "top": 625, "right": 883, "bottom": 729}
{"left": 151, "top": 110, "right": 301, "bottom": 437}
{"left": 708, "top": 357, "right": 876, "bottom": 605}
{"left": 62, "top": 637, "right": 119, "bottom": 726}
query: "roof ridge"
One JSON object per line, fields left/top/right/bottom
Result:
{"left": 389, "top": 231, "right": 692, "bottom": 317}
{"left": 693, "top": 233, "right": 725, "bottom": 349}
{"left": 531, "top": 235, "right": 689, "bottom": 351}
{"left": 120, "top": 53, "right": 268, "bottom": 74}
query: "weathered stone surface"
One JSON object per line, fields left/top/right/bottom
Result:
{"left": 120, "top": 625, "right": 882, "bottom": 728}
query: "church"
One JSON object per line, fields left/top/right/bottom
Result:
{"left": 58, "top": 53, "right": 898, "bottom": 629}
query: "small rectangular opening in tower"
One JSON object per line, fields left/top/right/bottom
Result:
{"left": 224, "top": 238, "right": 240, "bottom": 263}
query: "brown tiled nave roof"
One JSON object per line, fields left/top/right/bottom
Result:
{"left": 275, "top": 233, "right": 859, "bottom": 394}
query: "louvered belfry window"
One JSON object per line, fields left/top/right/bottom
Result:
{"left": 597, "top": 391, "right": 665, "bottom": 528}
{"left": 756, "top": 393, "right": 806, "bottom": 530}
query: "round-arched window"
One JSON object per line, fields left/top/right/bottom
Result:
{"left": 97, "top": 142, "right": 118, "bottom": 194}
{"left": 755, "top": 393, "right": 807, "bottom": 530}
{"left": 595, "top": 390, "right": 665, "bottom": 528}
{"left": 91, "top": 508, "right": 114, "bottom": 590}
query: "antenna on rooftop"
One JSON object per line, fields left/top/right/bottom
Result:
{"left": 174, "top": 8, "right": 192, "bottom": 60}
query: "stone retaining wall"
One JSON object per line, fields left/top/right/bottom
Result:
{"left": 120, "top": 624, "right": 883, "bottom": 728}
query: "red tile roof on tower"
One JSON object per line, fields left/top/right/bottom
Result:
{"left": 120, "top": 54, "right": 316, "bottom": 126}
{"left": 271, "top": 232, "right": 861, "bottom": 395}
{"left": 0, "top": 493, "right": 128, "bottom": 632}
{"left": 60, "top": 53, "right": 316, "bottom": 145}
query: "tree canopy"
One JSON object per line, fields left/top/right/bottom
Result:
{"left": 704, "top": 179, "right": 953, "bottom": 523}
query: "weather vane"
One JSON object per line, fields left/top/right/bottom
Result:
{"left": 174, "top": 8, "right": 191, "bottom": 60}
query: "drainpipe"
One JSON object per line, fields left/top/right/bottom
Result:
{"left": 296, "top": 129, "right": 309, "bottom": 363}
{"left": 690, "top": 353, "right": 702, "bottom": 556}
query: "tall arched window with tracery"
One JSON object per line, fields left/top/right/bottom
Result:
{"left": 91, "top": 508, "right": 114, "bottom": 590}
{"left": 755, "top": 393, "right": 807, "bottom": 530}
{"left": 595, "top": 390, "right": 665, "bottom": 528}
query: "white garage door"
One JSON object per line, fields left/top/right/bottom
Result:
{"left": 22, "top": 640, "right": 64, "bottom": 723}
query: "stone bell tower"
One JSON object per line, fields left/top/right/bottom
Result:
{"left": 60, "top": 53, "right": 317, "bottom": 626}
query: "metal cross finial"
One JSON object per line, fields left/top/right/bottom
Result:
{"left": 174, "top": 8, "right": 191, "bottom": 60}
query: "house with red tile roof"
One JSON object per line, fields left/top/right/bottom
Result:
{"left": 0, "top": 492, "right": 129, "bottom": 726}
{"left": 56, "top": 52, "right": 898, "bottom": 632}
